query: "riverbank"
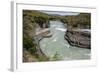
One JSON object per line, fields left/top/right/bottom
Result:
{"left": 64, "top": 29, "right": 91, "bottom": 49}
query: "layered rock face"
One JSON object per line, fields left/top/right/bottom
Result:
{"left": 64, "top": 29, "right": 91, "bottom": 49}
{"left": 64, "top": 13, "right": 91, "bottom": 49}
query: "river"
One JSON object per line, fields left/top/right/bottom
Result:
{"left": 40, "top": 21, "right": 91, "bottom": 60}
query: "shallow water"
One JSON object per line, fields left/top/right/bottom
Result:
{"left": 40, "top": 21, "right": 91, "bottom": 60}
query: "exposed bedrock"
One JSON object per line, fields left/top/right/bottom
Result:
{"left": 64, "top": 29, "right": 91, "bottom": 49}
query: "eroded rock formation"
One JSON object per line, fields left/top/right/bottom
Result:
{"left": 64, "top": 29, "right": 91, "bottom": 49}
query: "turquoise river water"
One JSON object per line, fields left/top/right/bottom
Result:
{"left": 40, "top": 21, "right": 91, "bottom": 60}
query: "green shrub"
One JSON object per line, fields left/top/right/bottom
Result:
{"left": 23, "top": 37, "right": 34, "bottom": 50}
{"left": 34, "top": 16, "right": 48, "bottom": 28}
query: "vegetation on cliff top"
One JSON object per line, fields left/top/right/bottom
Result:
{"left": 65, "top": 13, "right": 91, "bottom": 29}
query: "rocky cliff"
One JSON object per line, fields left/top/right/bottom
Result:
{"left": 64, "top": 29, "right": 91, "bottom": 49}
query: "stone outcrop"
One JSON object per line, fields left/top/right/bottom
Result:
{"left": 64, "top": 29, "right": 91, "bottom": 49}
{"left": 34, "top": 28, "right": 52, "bottom": 41}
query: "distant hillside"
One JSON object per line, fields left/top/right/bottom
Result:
{"left": 65, "top": 13, "right": 91, "bottom": 29}
{"left": 23, "top": 10, "right": 51, "bottom": 17}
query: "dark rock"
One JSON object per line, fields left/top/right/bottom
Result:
{"left": 64, "top": 29, "right": 91, "bottom": 49}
